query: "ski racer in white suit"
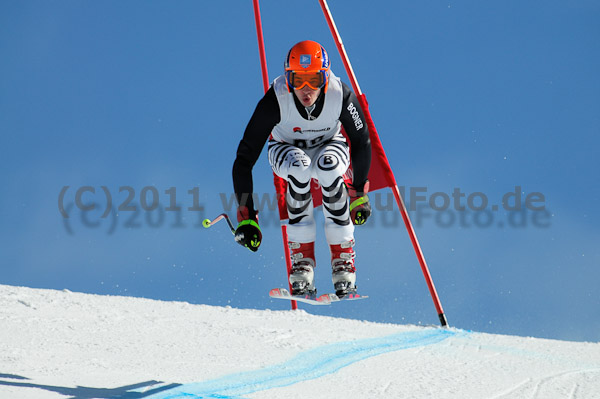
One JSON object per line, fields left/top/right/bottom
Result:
{"left": 232, "top": 40, "right": 372, "bottom": 297}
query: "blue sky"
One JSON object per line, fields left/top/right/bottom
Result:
{"left": 1, "top": 1, "right": 599, "bottom": 342}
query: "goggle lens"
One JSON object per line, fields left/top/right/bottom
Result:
{"left": 289, "top": 71, "right": 325, "bottom": 90}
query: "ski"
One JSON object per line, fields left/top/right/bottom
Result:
{"left": 269, "top": 288, "right": 331, "bottom": 305}
{"left": 317, "top": 292, "right": 368, "bottom": 302}
{"left": 269, "top": 288, "right": 368, "bottom": 305}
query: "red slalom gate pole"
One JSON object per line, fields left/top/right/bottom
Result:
{"left": 252, "top": 0, "right": 270, "bottom": 94}
{"left": 318, "top": 0, "right": 448, "bottom": 326}
{"left": 252, "top": 0, "right": 297, "bottom": 310}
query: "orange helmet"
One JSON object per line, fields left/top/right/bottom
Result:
{"left": 284, "top": 40, "right": 331, "bottom": 92}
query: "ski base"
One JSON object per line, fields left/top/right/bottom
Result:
{"left": 269, "top": 288, "right": 368, "bottom": 306}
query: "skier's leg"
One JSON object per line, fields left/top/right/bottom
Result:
{"left": 313, "top": 141, "right": 357, "bottom": 296}
{"left": 269, "top": 141, "right": 317, "bottom": 295}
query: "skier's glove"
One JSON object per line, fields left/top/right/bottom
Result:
{"left": 347, "top": 180, "right": 371, "bottom": 226}
{"left": 234, "top": 206, "right": 262, "bottom": 252}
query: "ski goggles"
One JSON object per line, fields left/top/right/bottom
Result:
{"left": 286, "top": 70, "right": 328, "bottom": 90}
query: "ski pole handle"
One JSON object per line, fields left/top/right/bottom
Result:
{"left": 202, "top": 213, "right": 235, "bottom": 234}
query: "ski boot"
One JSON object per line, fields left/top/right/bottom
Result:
{"left": 330, "top": 240, "right": 357, "bottom": 297}
{"left": 288, "top": 241, "right": 316, "bottom": 297}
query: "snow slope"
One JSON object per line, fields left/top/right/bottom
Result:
{"left": 1, "top": 285, "right": 599, "bottom": 399}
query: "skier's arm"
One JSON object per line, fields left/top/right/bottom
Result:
{"left": 232, "top": 87, "right": 281, "bottom": 218}
{"left": 339, "top": 83, "right": 371, "bottom": 192}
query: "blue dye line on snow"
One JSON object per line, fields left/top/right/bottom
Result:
{"left": 147, "top": 327, "right": 464, "bottom": 399}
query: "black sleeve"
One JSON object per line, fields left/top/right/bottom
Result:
{"left": 232, "top": 87, "right": 280, "bottom": 216}
{"left": 339, "top": 82, "right": 371, "bottom": 193}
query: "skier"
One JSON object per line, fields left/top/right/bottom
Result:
{"left": 232, "top": 40, "right": 371, "bottom": 297}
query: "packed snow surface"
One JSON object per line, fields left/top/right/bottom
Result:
{"left": 1, "top": 285, "right": 599, "bottom": 398}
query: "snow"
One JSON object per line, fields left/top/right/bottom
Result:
{"left": 1, "top": 285, "right": 599, "bottom": 399}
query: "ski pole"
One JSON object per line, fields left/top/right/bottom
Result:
{"left": 202, "top": 213, "right": 235, "bottom": 234}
